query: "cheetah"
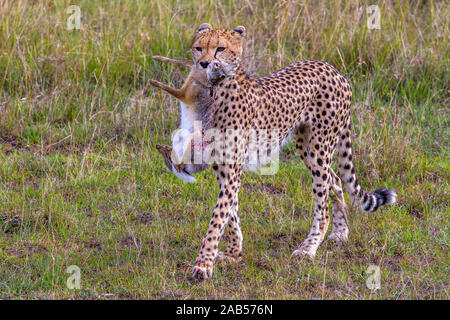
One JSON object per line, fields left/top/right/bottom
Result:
{"left": 159, "top": 23, "right": 397, "bottom": 280}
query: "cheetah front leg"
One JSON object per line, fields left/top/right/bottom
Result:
{"left": 292, "top": 171, "right": 331, "bottom": 259}
{"left": 192, "top": 165, "right": 243, "bottom": 280}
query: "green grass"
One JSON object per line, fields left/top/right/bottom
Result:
{"left": 0, "top": 0, "right": 448, "bottom": 299}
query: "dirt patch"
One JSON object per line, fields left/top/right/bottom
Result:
{"left": 83, "top": 240, "right": 102, "bottom": 251}
{"left": 408, "top": 206, "right": 424, "bottom": 219}
{"left": 7, "top": 241, "right": 47, "bottom": 258}
{"left": 382, "top": 255, "right": 404, "bottom": 272}
{"left": 0, "top": 214, "right": 23, "bottom": 233}
{"left": 145, "top": 239, "right": 157, "bottom": 248}
{"left": 160, "top": 206, "right": 196, "bottom": 222}
{"left": 254, "top": 257, "right": 273, "bottom": 271}
{"left": 0, "top": 124, "right": 84, "bottom": 156}
{"left": 120, "top": 236, "right": 137, "bottom": 248}
{"left": 44, "top": 140, "right": 81, "bottom": 156}
{"left": 293, "top": 206, "right": 308, "bottom": 219}
{"left": 135, "top": 212, "right": 153, "bottom": 225}
{"left": 0, "top": 130, "right": 25, "bottom": 155}
{"left": 0, "top": 130, "right": 19, "bottom": 147}
{"left": 268, "top": 231, "right": 300, "bottom": 253}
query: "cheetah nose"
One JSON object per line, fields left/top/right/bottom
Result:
{"left": 200, "top": 61, "right": 209, "bottom": 68}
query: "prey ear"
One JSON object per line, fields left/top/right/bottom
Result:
{"left": 196, "top": 23, "right": 212, "bottom": 34}
{"left": 233, "top": 26, "right": 246, "bottom": 36}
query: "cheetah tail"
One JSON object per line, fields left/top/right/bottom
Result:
{"left": 336, "top": 123, "right": 397, "bottom": 212}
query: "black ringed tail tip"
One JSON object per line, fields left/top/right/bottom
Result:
{"left": 363, "top": 188, "right": 397, "bottom": 212}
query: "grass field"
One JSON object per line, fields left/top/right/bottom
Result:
{"left": 0, "top": 0, "right": 448, "bottom": 299}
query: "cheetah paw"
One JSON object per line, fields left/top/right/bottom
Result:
{"left": 291, "top": 247, "right": 316, "bottom": 260}
{"left": 327, "top": 232, "right": 348, "bottom": 244}
{"left": 191, "top": 262, "right": 213, "bottom": 280}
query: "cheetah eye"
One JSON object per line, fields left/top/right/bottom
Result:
{"left": 216, "top": 47, "right": 226, "bottom": 52}
{"left": 194, "top": 47, "right": 202, "bottom": 52}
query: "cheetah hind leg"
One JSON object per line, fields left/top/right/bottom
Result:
{"left": 327, "top": 168, "right": 349, "bottom": 244}
{"left": 215, "top": 195, "right": 243, "bottom": 263}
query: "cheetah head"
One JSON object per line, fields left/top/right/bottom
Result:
{"left": 191, "top": 23, "right": 246, "bottom": 83}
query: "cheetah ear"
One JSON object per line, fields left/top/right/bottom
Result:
{"left": 232, "top": 26, "right": 246, "bottom": 36}
{"left": 196, "top": 23, "right": 212, "bottom": 34}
